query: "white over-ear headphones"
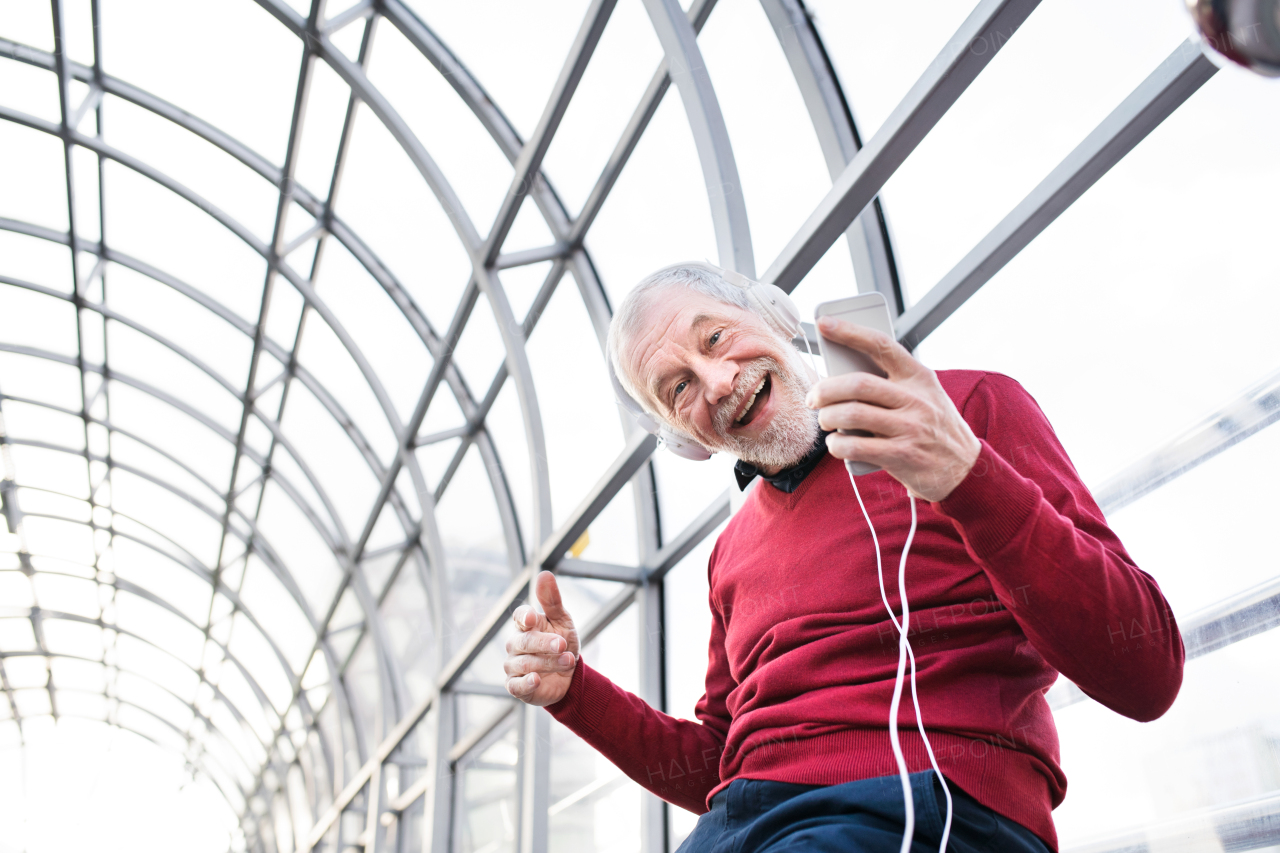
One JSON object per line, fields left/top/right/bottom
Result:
{"left": 609, "top": 263, "right": 803, "bottom": 461}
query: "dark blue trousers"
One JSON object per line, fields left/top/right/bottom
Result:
{"left": 675, "top": 772, "right": 1051, "bottom": 853}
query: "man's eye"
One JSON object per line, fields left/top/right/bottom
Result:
{"left": 674, "top": 380, "right": 688, "bottom": 396}
{"left": 709, "top": 331, "right": 721, "bottom": 346}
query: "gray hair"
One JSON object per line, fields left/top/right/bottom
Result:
{"left": 606, "top": 263, "right": 752, "bottom": 410}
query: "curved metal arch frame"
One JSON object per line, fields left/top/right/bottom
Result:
{"left": 21, "top": 688, "right": 251, "bottom": 814}
{"left": 0, "top": 480, "right": 342, "bottom": 805}
{"left": 3, "top": 3, "right": 586, "bottom": 845}
{"left": 0, "top": 381, "right": 358, "bottom": 815}
{"left": 0, "top": 2, "right": 1238, "bottom": 853}
{"left": 5, "top": 603, "right": 282, "bottom": 794}
{"left": 1, "top": 643, "right": 270, "bottom": 803}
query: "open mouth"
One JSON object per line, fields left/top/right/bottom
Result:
{"left": 733, "top": 374, "right": 771, "bottom": 429}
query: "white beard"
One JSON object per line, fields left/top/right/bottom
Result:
{"left": 705, "top": 348, "right": 820, "bottom": 471}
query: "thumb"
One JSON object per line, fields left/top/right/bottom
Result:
{"left": 536, "top": 570, "right": 570, "bottom": 624}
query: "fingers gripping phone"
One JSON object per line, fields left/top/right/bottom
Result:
{"left": 814, "top": 293, "right": 895, "bottom": 476}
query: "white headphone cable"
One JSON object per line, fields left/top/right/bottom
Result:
{"left": 848, "top": 464, "right": 953, "bottom": 853}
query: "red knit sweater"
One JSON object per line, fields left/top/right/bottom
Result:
{"left": 548, "top": 370, "right": 1183, "bottom": 849}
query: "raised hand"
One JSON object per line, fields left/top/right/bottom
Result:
{"left": 504, "top": 571, "right": 580, "bottom": 706}
{"left": 806, "top": 315, "right": 981, "bottom": 502}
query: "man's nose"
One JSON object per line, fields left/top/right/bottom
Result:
{"left": 700, "top": 358, "right": 738, "bottom": 405}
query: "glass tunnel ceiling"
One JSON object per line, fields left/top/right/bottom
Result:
{"left": 2, "top": 1, "right": 1280, "bottom": 852}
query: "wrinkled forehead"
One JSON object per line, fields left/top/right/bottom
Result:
{"left": 619, "top": 288, "right": 752, "bottom": 398}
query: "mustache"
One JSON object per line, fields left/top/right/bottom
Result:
{"left": 712, "top": 358, "right": 778, "bottom": 436}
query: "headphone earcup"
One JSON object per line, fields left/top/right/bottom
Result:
{"left": 660, "top": 427, "right": 713, "bottom": 461}
{"left": 748, "top": 283, "right": 802, "bottom": 339}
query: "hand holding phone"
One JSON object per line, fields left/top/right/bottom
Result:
{"left": 814, "top": 294, "right": 896, "bottom": 476}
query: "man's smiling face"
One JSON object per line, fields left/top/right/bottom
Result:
{"left": 622, "top": 288, "right": 819, "bottom": 473}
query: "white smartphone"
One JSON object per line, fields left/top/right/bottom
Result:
{"left": 814, "top": 293, "right": 895, "bottom": 476}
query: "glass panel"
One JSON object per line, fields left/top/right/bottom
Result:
{"left": 0, "top": 227, "right": 73, "bottom": 293}
{"left": 0, "top": 353, "right": 82, "bottom": 411}
{"left": 0, "top": 571, "right": 35, "bottom": 611}
{"left": 0, "top": 285, "right": 79, "bottom": 359}
{"left": 434, "top": 443, "right": 512, "bottom": 657}
{"left": 451, "top": 290, "right": 508, "bottom": 403}
{"left": 113, "top": 632, "right": 199, "bottom": 702}
{"left": 0, "top": 120, "right": 67, "bottom": 233}
{"left": 876, "top": 0, "right": 1190, "bottom": 305}
{"left": 525, "top": 268, "right": 629, "bottom": 533}
{"left": 39, "top": 617, "right": 98, "bottom": 658}
{"left": 32, "top": 572, "right": 99, "bottom": 619}
{"left": 50, "top": 656, "right": 106, "bottom": 693}
{"left": 327, "top": 75, "right": 474, "bottom": 333}
{"left": 70, "top": 143, "right": 102, "bottom": 243}
{"left": 344, "top": 632, "right": 382, "bottom": 750}
{"left": 1106, "top": 423, "right": 1280, "bottom": 612}
{"left": 255, "top": 480, "right": 342, "bottom": 620}
{"left": 1, "top": 2, "right": 54, "bottom": 52}
{"left": 103, "top": 93, "right": 282, "bottom": 243}
{"left": 214, "top": 654, "right": 274, "bottom": 746}
{"left": 100, "top": 0, "right": 300, "bottom": 166}
{"left": 699, "top": 0, "right": 841, "bottom": 270}
{"left": 914, "top": 63, "right": 1280, "bottom": 488}
{"left": 105, "top": 318, "right": 243, "bottom": 435}
{"left": 116, "top": 669, "right": 194, "bottom": 731}
{"left": 455, "top": 721, "right": 520, "bottom": 853}
{"left": 585, "top": 93, "right": 717, "bottom": 309}
{"left": 3, "top": 655, "right": 48, "bottom": 688}
{"left": 502, "top": 195, "right": 556, "bottom": 256}
{"left": 365, "top": 10, "right": 516, "bottom": 229}
{"left": 104, "top": 262, "right": 254, "bottom": 393}
{"left": 262, "top": 269, "right": 306, "bottom": 360}
{"left": 663, "top": 522, "right": 724, "bottom": 848}
{"left": 105, "top": 382, "right": 233, "bottom": 499}
{"left": 378, "top": 555, "right": 437, "bottom": 704}
{"left": 496, "top": 261, "right": 554, "bottom": 330}
{"left": 1053, "top": 626, "right": 1280, "bottom": 846}
{"left": 557, "top": 576, "right": 630, "bottom": 642}
{"left": 110, "top": 467, "right": 221, "bottom": 571}
{"left": 802, "top": 0, "right": 975, "bottom": 143}
{"left": 310, "top": 238, "right": 432, "bottom": 424}
{"left": 23, "top": 516, "right": 96, "bottom": 567}
{"left": 238, "top": 555, "right": 316, "bottom": 676}
{"left": 4, "top": 398, "right": 85, "bottom": 451}
{"left": 102, "top": 161, "right": 268, "bottom": 324}
{"left": 285, "top": 333, "right": 388, "bottom": 532}
{"left": 292, "top": 59, "right": 348, "bottom": 204}
{"left": 0, "top": 55, "right": 61, "bottom": 124}
{"left": 227, "top": 611, "right": 293, "bottom": 716}
{"left": 549, "top": 602, "right": 642, "bottom": 852}
{"left": 15, "top": 487, "right": 91, "bottom": 523}
{"left": 482, "top": 383, "right": 532, "bottom": 554}
{"left": 56, "top": 688, "right": 109, "bottom": 721}
{"left": 542, "top": 0, "right": 665, "bottom": 217}
{"left": 13, "top": 687, "right": 53, "bottom": 716}
{"left": 115, "top": 588, "right": 204, "bottom": 669}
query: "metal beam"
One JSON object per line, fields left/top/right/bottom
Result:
{"left": 641, "top": 0, "right": 754, "bottom": 275}
{"left": 1061, "top": 789, "right": 1280, "bottom": 853}
{"left": 482, "top": 0, "right": 618, "bottom": 266}
{"left": 761, "top": 0, "right": 1041, "bottom": 293}
{"left": 896, "top": 40, "right": 1218, "bottom": 350}
{"left": 758, "top": 0, "right": 902, "bottom": 315}
{"left": 1093, "top": 364, "right": 1280, "bottom": 516}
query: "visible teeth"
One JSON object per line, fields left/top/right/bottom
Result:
{"left": 735, "top": 377, "right": 768, "bottom": 425}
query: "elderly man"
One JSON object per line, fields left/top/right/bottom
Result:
{"left": 503, "top": 265, "right": 1182, "bottom": 852}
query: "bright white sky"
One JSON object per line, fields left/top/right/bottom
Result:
{"left": 2, "top": 0, "right": 1279, "bottom": 851}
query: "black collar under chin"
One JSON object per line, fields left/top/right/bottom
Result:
{"left": 733, "top": 431, "right": 830, "bottom": 494}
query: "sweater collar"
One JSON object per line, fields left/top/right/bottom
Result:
{"left": 733, "top": 432, "right": 831, "bottom": 494}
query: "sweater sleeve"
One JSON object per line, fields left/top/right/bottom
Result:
{"left": 935, "top": 373, "right": 1184, "bottom": 721}
{"left": 545, "top": 604, "right": 734, "bottom": 813}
